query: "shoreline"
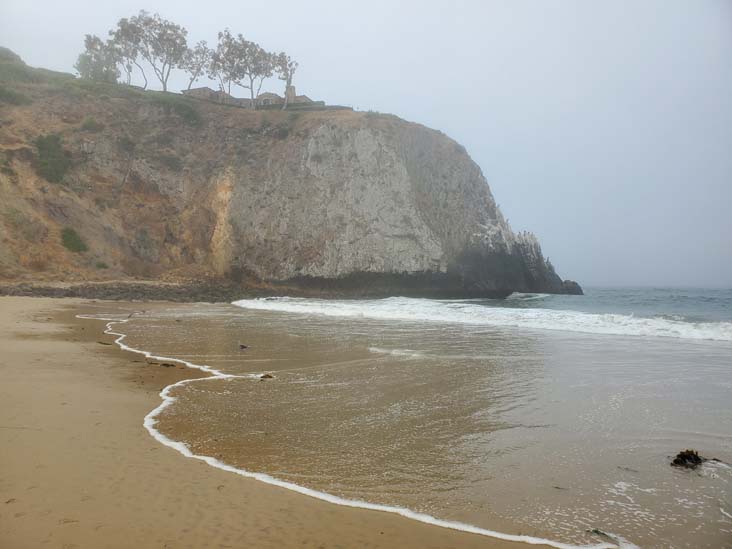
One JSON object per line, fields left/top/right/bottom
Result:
{"left": 97, "top": 313, "right": 617, "bottom": 549}
{"left": 1, "top": 296, "right": 553, "bottom": 548}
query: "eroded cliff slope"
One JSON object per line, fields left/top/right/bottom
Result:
{"left": 0, "top": 51, "right": 581, "bottom": 297}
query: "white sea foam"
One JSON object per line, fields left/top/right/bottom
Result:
{"left": 77, "top": 312, "right": 633, "bottom": 549}
{"left": 368, "top": 346, "right": 424, "bottom": 358}
{"left": 232, "top": 297, "right": 732, "bottom": 341}
{"left": 507, "top": 292, "right": 552, "bottom": 301}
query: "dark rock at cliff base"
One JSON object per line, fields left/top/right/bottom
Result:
{"left": 671, "top": 449, "right": 705, "bottom": 469}
{"left": 282, "top": 270, "right": 513, "bottom": 299}
{"left": 561, "top": 280, "right": 584, "bottom": 295}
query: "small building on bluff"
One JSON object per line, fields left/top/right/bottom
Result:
{"left": 182, "top": 87, "right": 241, "bottom": 105}
{"left": 182, "top": 85, "right": 322, "bottom": 109}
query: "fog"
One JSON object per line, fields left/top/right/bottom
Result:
{"left": 2, "top": 0, "right": 730, "bottom": 287}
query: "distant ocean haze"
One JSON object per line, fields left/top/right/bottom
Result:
{"left": 92, "top": 287, "right": 732, "bottom": 548}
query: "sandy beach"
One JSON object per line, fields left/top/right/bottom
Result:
{"left": 0, "top": 296, "right": 534, "bottom": 549}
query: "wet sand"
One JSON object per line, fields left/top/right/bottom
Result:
{"left": 119, "top": 301, "right": 732, "bottom": 548}
{"left": 0, "top": 297, "right": 537, "bottom": 549}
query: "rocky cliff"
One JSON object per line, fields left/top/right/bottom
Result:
{"left": 0, "top": 50, "right": 581, "bottom": 298}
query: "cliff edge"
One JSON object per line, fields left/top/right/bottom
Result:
{"left": 0, "top": 50, "right": 582, "bottom": 298}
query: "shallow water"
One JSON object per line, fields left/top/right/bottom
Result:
{"left": 105, "top": 289, "right": 732, "bottom": 548}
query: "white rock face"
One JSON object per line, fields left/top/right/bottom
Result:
{"left": 225, "top": 116, "right": 530, "bottom": 284}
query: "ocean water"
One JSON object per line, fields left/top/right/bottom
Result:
{"left": 233, "top": 287, "right": 732, "bottom": 341}
{"left": 91, "top": 287, "right": 732, "bottom": 548}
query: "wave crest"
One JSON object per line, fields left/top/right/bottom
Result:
{"left": 232, "top": 297, "right": 732, "bottom": 342}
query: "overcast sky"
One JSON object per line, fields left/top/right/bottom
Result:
{"left": 2, "top": 0, "right": 731, "bottom": 287}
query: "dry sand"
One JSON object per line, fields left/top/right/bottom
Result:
{"left": 0, "top": 296, "right": 545, "bottom": 549}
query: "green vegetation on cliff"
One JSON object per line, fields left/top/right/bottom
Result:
{"left": 80, "top": 116, "right": 104, "bottom": 132}
{"left": 61, "top": 228, "right": 88, "bottom": 253}
{"left": 34, "top": 135, "right": 72, "bottom": 183}
{"left": 0, "top": 86, "right": 30, "bottom": 105}
{"left": 148, "top": 93, "right": 201, "bottom": 126}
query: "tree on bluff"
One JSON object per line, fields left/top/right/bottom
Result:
{"left": 209, "top": 30, "right": 274, "bottom": 108}
{"left": 128, "top": 10, "right": 188, "bottom": 92}
{"left": 208, "top": 41, "right": 298, "bottom": 110}
{"left": 110, "top": 17, "right": 148, "bottom": 88}
{"left": 182, "top": 40, "right": 211, "bottom": 90}
{"left": 274, "top": 52, "right": 298, "bottom": 110}
{"left": 208, "top": 29, "right": 239, "bottom": 96}
{"left": 74, "top": 35, "right": 119, "bottom": 83}
{"left": 232, "top": 36, "right": 274, "bottom": 109}
{"left": 76, "top": 12, "right": 301, "bottom": 108}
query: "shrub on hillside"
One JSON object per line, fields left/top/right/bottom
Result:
{"left": 0, "top": 151, "right": 16, "bottom": 177}
{"left": 34, "top": 134, "right": 72, "bottom": 183}
{"left": 273, "top": 125, "right": 289, "bottom": 139}
{"left": 62, "top": 78, "right": 143, "bottom": 100}
{"left": 157, "top": 153, "right": 183, "bottom": 171}
{"left": 80, "top": 116, "right": 104, "bottom": 132}
{"left": 148, "top": 93, "right": 201, "bottom": 126}
{"left": 3, "top": 208, "right": 47, "bottom": 242}
{"left": 149, "top": 132, "right": 174, "bottom": 146}
{"left": 61, "top": 227, "right": 88, "bottom": 253}
{"left": 0, "top": 56, "right": 73, "bottom": 86}
{"left": 118, "top": 135, "right": 136, "bottom": 154}
{"left": 0, "top": 86, "right": 31, "bottom": 105}
{"left": 0, "top": 62, "right": 36, "bottom": 84}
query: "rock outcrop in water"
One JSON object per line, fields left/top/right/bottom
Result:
{"left": 0, "top": 50, "right": 581, "bottom": 298}
{"left": 671, "top": 449, "right": 705, "bottom": 469}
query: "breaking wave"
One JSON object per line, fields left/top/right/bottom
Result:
{"left": 232, "top": 297, "right": 732, "bottom": 342}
